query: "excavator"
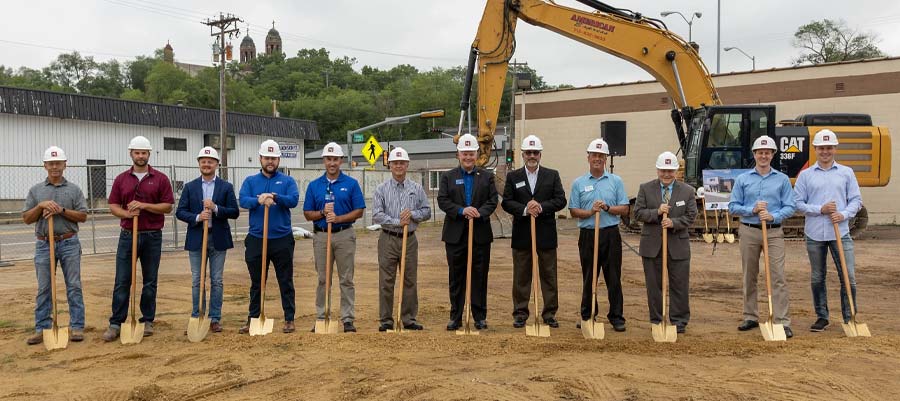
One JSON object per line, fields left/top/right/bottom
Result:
{"left": 457, "top": 0, "right": 891, "bottom": 235}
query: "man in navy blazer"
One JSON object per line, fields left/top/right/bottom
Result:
{"left": 176, "top": 146, "right": 239, "bottom": 333}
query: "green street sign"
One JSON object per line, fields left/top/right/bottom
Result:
{"left": 353, "top": 133, "right": 364, "bottom": 143}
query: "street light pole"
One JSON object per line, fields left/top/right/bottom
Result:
{"left": 724, "top": 46, "right": 756, "bottom": 70}
{"left": 660, "top": 10, "right": 701, "bottom": 42}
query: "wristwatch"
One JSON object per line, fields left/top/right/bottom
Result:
{"left": 320, "top": 210, "right": 326, "bottom": 218}
{"left": 602, "top": 204, "right": 610, "bottom": 212}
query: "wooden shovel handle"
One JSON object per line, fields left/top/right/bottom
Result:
{"left": 131, "top": 216, "right": 138, "bottom": 322}
{"left": 260, "top": 205, "right": 269, "bottom": 317}
{"left": 661, "top": 213, "right": 669, "bottom": 321}
{"left": 199, "top": 210, "right": 209, "bottom": 315}
{"left": 833, "top": 223, "right": 858, "bottom": 317}
{"left": 761, "top": 220, "right": 776, "bottom": 319}
{"left": 590, "top": 212, "right": 600, "bottom": 320}
{"left": 48, "top": 217, "right": 59, "bottom": 327}
{"left": 324, "top": 222, "right": 334, "bottom": 318}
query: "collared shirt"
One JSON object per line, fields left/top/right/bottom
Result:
{"left": 372, "top": 177, "right": 431, "bottom": 232}
{"left": 660, "top": 181, "right": 674, "bottom": 203}
{"left": 568, "top": 171, "right": 629, "bottom": 229}
{"left": 303, "top": 171, "right": 366, "bottom": 230}
{"left": 24, "top": 177, "right": 88, "bottom": 237}
{"left": 239, "top": 170, "right": 300, "bottom": 239}
{"left": 728, "top": 168, "right": 796, "bottom": 225}
{"left": 108, "top": 166, "right": 175, "bottom": 231}
{"left": 525, "top": 166, "right": 539, "bottom": 195}
{"left": 794, "top": 161, "right": 862, "bottom": 241}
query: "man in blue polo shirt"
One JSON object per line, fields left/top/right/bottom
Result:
{"left": 568, "top": 138, "right": 630, "bottom": 332}
{"left": 238, "top": 139, "right": 300, "bottom": 335}
{"left": 729, "top": 135, "right": 796, "bottom": 339}
{"left": 303, "top": 142, "right": 366, "bottom": 333}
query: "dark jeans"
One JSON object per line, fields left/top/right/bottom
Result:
{"left": 110, "top": 230, "right": 162, "bottom": 326}
{"left": 578, "top": 226, "right": 625, "bottom": 324}
{"left": 446, "top": 238, "right": 491, "bottom": 322}
{"left": 245, "top": 234, "right": 296, "bottom": 322}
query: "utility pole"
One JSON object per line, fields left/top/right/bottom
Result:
{"left": 508, "top": 59, "right": 528, "bottom": 150}
{"left": 204, "top": 13, "right": 242, "bottom": 179}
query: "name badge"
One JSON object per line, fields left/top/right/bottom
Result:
{"left": 676, "top": 200, "right": 686, "bottom": 207}
{"left": 455, "top": 179, "right": 464, "bottom": 185}
{"left": 583, "top": 185, "right": 594, "bottom": 192}
{"left": 515, "top": 181, "right": 526, "bottom": 189}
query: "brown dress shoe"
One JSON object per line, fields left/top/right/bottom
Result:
{"left": 26, "top": 332, "right": 43, "bottom": 345}
{"left": 210, "top": 322, "right": 222, "bottom": 333}
{"left": 70, "top": 329, "right": 84, "bottom": 342}
{"left": 238, "top": 323, "right": 250, "bottom": 334}
{"left": 283, "top": 321, "right": 295, "bottom": 333}
{"left": 102, "top": 326, "right": 120, "bottom": 342}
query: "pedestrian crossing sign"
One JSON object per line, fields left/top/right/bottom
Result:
{"left": 362, "top": 136, "right": 384, "bottom": 166}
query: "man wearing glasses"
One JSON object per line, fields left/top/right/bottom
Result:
{"left": 103, "top": 136, "right": 175, "bottom": 342}
{"left": 304, "top": 142, "right": 366, "bottom": 333}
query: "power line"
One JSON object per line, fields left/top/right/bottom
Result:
{"left": 0, "top": 38, "right": 211, "bottom": 65}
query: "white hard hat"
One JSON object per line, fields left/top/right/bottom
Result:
{"left": 321, "top": 142, "right": 345, "bottom": 157}
{"left": 259, "top": 139, "right": 282, "bottom": 157}
{"left": 586, "top": 138, "right": 609, "bottom": 154}
{"left": 655, "top": 151, "right": 680, "bottom": 170}
{"left": 752, "top": 135, "right": 777, "bottom": 151}
{"left": 696, "top": 187, "right": 706, "bottom": 198}
{"left": 197, "top": 146, "right": 220, "bottom": 161}
{"left": 457, "top": 134, "right": 479, "bottom": 151}
{"left": 388, "top": 147, "right": 410, "bottom": 162}
{"left": 43, "top": 146, "right": 67, "bottom": 162}
{"left": 128, "top": 135, "right": 152, "bottom": 151}
{"left": 521, "top": 135, "right": 543, "bottom": 151}
{"left": 813, "top": 129, "right": 839, "bottom": 146}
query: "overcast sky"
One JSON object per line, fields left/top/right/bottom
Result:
{"left": 4, "top": 0, "right": 900, "bottom": 87}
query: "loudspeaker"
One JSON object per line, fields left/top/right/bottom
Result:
{"left": 601, "top": 121, "right": 626, "bottom": 156}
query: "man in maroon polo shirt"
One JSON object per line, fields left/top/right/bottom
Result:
{"left": 102, "top": 135, "right": 175, "bottom": 342}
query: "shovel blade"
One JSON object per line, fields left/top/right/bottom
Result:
{"left": 525, "top": 322, "right": 550, "bottom": 337}
{"left": 43, "top": 327, "right": 69, "bottom": 350}
{"left": 249, "top": 317, "right": 275, "bottom": 336}
{"left": 120, "top": 321, "right": 145, "bottom": 344}
{"left": 581, "top": 320, "right": 605, "bottom": 340}
{"left": 702, "top": 234, "right": 713, "bottom": 243}
{"left": 187, "top": 317, "right": 210, "bottom": 343}
{"left": 841, "top": 321, "right": 871, "bottom": 337}
{"left": 455, "top": 324, "right": 480, "bottom": 336}
{"left": 716, "top": 233, "right": 725, "bottom": 243}
{"left": 725, "top": 234, "right": 736, "bottom": 244}
{"left": 759, "top": 321, "right": 787, "bottom": 342}
{"left": 314, "top": 319, "right": 340, "bottom": 335}
{"left": 651, "top": 323, "right": 677, "bottom": 343}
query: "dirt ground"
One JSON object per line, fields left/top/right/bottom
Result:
{"left": 1, "top": 221, "right": 899, "bottom": 401}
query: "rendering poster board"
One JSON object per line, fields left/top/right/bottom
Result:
{"left": 701, "top": 169, "right": 751, "bottom": 210}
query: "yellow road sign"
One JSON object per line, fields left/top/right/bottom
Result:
{"left": 362, "top": 136, "right": 383, "bottom": 166}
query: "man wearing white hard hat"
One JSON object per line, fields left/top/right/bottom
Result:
{"left": 103, "top": 136, "right": 175, "bottom": 342}
{"left": 568, "top": 138, "right": 630, "bottom": 332}
{"left": 794, "top": 129, "right": 863, "bottom": 332}
{"left": 501, "top": 135, "right": 567, "bottom": 329}
{"left": 237, "top": 139, "right": 300, "bottom": 334}
{"left": 303, "top": 142, "right": 366, "bottom": 333}
{"left": 729, "top": 135, "right": 796, "bottom": 338}
{"left": 634, "top": 152, "right": 697, "bottom": 333}
{"left": 22, "top": 146, "right": 89, "bottom": 345}
{"left": 176, "top": 146, "right": 240, "bottom": 334}
{"left": 372, "top": 147, "right": 432, "bottom": 331}
{"left": 438, "top": 133, "right": 498, "bottom": 331}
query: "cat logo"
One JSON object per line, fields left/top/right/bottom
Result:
{"left": 780, "top": 137, "right": 806, "bottom": 153}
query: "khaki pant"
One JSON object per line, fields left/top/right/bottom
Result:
{"left": 378, "top": 231, "right": 419, "bottom": 326}
{"left": 313, "top": 228, "right": 356, "bottom": 323}
{"left": 740, "top": 224, "right": 790, "bottom": 326}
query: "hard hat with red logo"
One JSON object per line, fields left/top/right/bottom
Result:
{"left": 520, "top": 135, "right": 543, "bottom": 151}
{"left": 321, "top": 142, "right": 345, "bottom": 157}
{"left": 258, "top": 139, "right": 282, "bottom": 157}
{"left": 586, "top": 138, "right": 610, "bottom": 154}
{"left": 655, "top": 151, "right": 679, "bottom": 170}
{"left": 196, "top": 146, "right": 220, "bottom": 161}
{"left": 43, "top": 146, "right": 67, "bottom": 162}
{"left": 457, "top": 134, "right": 479, "bottom": 151}
{"left": 812, "top": 129, "right": 839, "bottom": 146}
{"left": 388, "top": 147, "right": 410, "bottom": 162}
{"left": 751, "top": 135, "right": 777, "bottom": 151}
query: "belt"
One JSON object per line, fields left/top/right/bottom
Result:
{"left": 742, "top": 222, "right": 781, "bottom": 229}
{"left": 121, "top": 228, "right": 162, "bottom": 234}
{"left": 382, "top": 229, "right": 414, "bottom": 238}
{"left": 36, "top": 232, "right": 76, "bottom": 241}
{"left": 314, "top": 225, "right": 351, "bottom": 233}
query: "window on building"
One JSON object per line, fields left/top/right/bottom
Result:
{"left": 163, "top": 137, "right": 187, "bottom": 151}
{"left": 428, "top": 170, "right": 449, "bottom": 190}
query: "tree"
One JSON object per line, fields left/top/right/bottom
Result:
{"left": 792, "top": 19, "right": 886, "bottom": 65}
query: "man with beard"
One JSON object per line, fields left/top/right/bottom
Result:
{"left": 175, "top": 146, "right": 239, "bottom": 334}
{"left": 237, "top": 140, "right": 300, "bottom": 334}
{"left": 501, "top": 135, "right": 567, "bottom": 329}
{"left": 102, "top": 136, "right": 175, "bottom": 342}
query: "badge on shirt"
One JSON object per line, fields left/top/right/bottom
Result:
{"left": 583, "top": 185, "right": 594, "bottom": 192}
{"left": 676, "top": 200, "right": 686, "bottom": 207}
{"left": 515, "top": 181, "right": 526, "bottom": 189}
{"left": 455, "top": 179, "right": 464, "bottom": 185}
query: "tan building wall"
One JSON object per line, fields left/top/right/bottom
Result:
{"left": 514, "top": 58, "right": 900, "bottom": 224}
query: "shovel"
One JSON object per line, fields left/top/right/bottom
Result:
{"left": 714, "top": 210, "right": 725, "bottom": 243}
{"left": 386, "top": 225, "right": 409, "bottom": 334}
{"left": 724, "top": 211, "right": 736, "bottom": 243}
{"left": 187, "top": 214, "right": 211, "bottom": 342}
{"left": 581, "top": 212, "right": 605, "bottom": 340}
{"left": 759, "top": 221, "right": 787, "bottom": 341}
{"left": 43, "top": 216, "right": 69, "bottom": 350}
{"left": 525, "top": 215, "right": 550, "bottom": 337}
{"left": 456, "top": 218, "right": 479, "bottom": 335}
{"left": 250, "top": 205, "right": 275, "bottom": 336}
{"left": 833, "top": 223, "right": 870, "bottom": 337}
{"left": 651, "top": 213, "right": 678, "bottom": 343}
{"left": 701, "top": 197, "right": 713, "bottom": 243}
{"left": 121, "top": 216, "right": 145, "bottom": 344}
{"left": 315, "top": 222, "right": 341, "bottom": 334}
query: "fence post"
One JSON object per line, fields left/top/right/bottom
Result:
{"left": 0, "top": 223, "right": 13, "bottom": 266}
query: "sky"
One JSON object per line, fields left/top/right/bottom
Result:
{"left": 3, "top": 0, "right": 900, "bottom": 88}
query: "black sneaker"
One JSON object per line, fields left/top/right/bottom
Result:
{"left": 544, "top": 317, "right": 560, "bottom": 328}
{"left": 343, "top": 321, "right": 357, "bottom": 333}
{"left": 403, "top": 322, "right": 424, "bottom": 331}
{"left": 378, "top": 322, "right": 393, "bottom": 332}
{"left": 784, "top": 326, "right": 794, "bottom": 339}
{"left": 810, "top": 318, "right": 829, "bottom": 332}
{"left": 513, "top": 316, "right": 527, "bottom": 328}
{"left": 612, "top": 322, "right": 626, "bottom": 332}
{"left": 738, "top": 320, "right": 759, "bottom": 331}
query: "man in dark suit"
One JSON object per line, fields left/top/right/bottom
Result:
{"left": 176, "top": 146, "right": 240, "bottom": 333}
{"left": 501, "top": 135, "right": 567, "bottom": 329}
{"left": 633, "top": 151, "right": 697, "bottom": 334}
{"left": 438, "top": 133, "right": 498, "bottom": 331}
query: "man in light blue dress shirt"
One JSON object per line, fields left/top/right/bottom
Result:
{"left": 794, "top": 129, "right": 863, "bottom": 332}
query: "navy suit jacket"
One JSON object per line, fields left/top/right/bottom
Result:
{"left": 176, "top": 176, "right": 240, "bottom": 251}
